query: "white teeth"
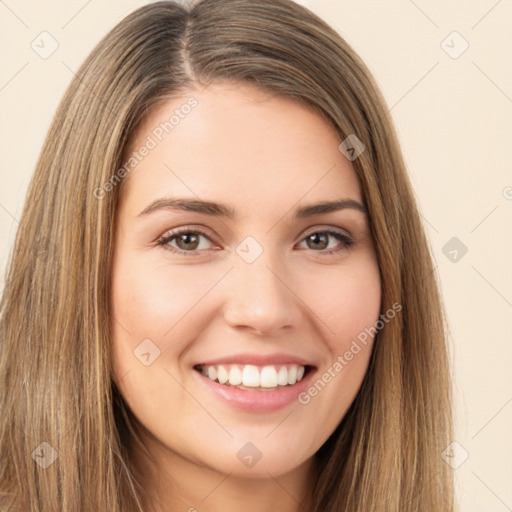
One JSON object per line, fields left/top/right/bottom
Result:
{"left": 287, "top": 365, "right": 297, "bottom": 385}
{"left": 228, "top": 366, "right": 243, "bottom": 386}
{"left": 207, "top": 366, "right": 217, "bottom": 381}
{"left": 277, "top": 366, "right": 288, "bottom": 386}
{"left": 198, "top": 363, "right": 308, "bottom": 389}
{"left": 217, "top": 365, "right": 229, "bottom": 384}
{"left": 260, "top": 366, "right": 278, "bottom": 388}
{"left": 242, "top": 365, "right": 260, "bottom": 387}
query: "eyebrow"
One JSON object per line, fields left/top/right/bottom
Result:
{"left": 137, "top": 196, "right": 367, "bottom": 219}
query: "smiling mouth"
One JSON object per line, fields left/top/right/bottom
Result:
{"left": 193, "top": 363, "right": 315, "bottom": 391}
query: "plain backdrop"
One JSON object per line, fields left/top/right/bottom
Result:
{"left": 1, "top": 1, "right": 511, "bottom": 510}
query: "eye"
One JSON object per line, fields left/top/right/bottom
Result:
{"left": 296, "top": 229, "right": 354, "bottom": 255}
{"left": 157, "top": 228, "right": 217, "bottom": 255}
{"left": 157, "top": 227, "right": 354, "bottom": 256}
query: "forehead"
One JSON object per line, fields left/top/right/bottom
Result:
{"left": 120, "top": 82, "right": 362, "bottom": 215}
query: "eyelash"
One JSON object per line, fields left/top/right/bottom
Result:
{"left": 157, "top": 227, "right": 355, "bottom": 257}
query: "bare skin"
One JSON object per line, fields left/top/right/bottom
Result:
{"left": 111, "top": 81, "right": 381, "bottom": 512}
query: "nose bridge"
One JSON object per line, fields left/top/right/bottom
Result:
{"left": 222, "top": 240, "right": 300, "bottom": 335}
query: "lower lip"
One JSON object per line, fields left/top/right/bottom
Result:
{"left": 192, "top": 367, "right": 317, "bottom": 413}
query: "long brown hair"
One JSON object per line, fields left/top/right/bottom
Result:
{"left": 0, "top": 1, "right": 454, "bottom": 510}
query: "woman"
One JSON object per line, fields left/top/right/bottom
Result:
{"left": 0, "top": 0, "right": 455, "bottom": 510}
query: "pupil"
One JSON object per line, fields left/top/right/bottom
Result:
{"left": 178, "top": 233, "right": 199, "bottom": 250}
{"left": 309, "top": 233, "right": 328, "bottom": 250}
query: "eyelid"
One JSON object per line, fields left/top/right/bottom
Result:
{"left": 300, "top": 225, "right": 352, "bottom": 239}
{"left": 159, "top": 224, "right": 353, "bottom": 239}
{"left": 157, "top": 226, "right": 218, "bottom": 251}
{"left": 157, "top": 224, "right": 355, "bottom": 256}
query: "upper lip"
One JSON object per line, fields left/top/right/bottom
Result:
{"left": 194, "top": 352, "right": 316, "bottom": 367}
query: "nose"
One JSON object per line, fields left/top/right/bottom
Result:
{"left": 221, "top": 251, "right": 302, "bottom": 336}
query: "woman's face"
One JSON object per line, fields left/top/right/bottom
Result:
{"left": 110, "top": 82, "right": 381, "bottom": 480}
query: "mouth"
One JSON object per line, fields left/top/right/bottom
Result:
{"left": 193, "top": 363, "right": 316, "bottom": 392}
{"left": 192, "top": 361, "right": 318, "bottom": 413}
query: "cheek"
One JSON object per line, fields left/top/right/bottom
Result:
{"left": 109, "top": 255, "right": 221, "bottom": 428}
{"left": 110, "top": 254, "right": 226, "bottom": 375}
{"left": 295, "top": 259, "right": 381, "bottom": 415}
{"left": 303, "top": 259, "right": 382, "bottom": 349}
{"left": 112, "top": 259, "right": 199, "bottom": 328}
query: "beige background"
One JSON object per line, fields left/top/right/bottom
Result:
{"left": 1, "top": 0, "right": 511, "bottom": 509}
